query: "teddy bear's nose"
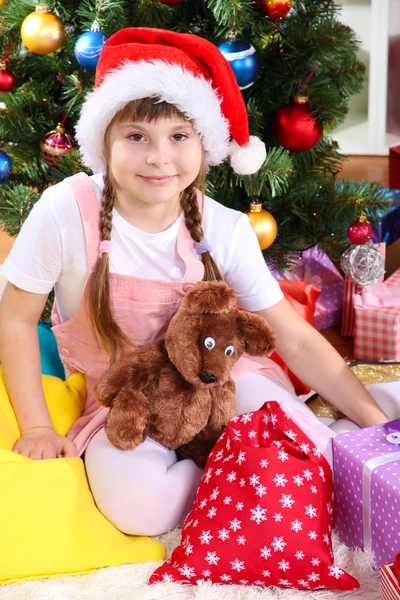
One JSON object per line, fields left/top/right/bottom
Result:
{"left": 198, "top": 371, "right": 217, "bottom": 384}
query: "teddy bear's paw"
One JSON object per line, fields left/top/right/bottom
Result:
{"left": 104, "top": 411, "right": 148, "bottom": 451}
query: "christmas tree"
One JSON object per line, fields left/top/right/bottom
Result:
{"left": 0, "top": 0, "right": 390, "bottom": 271}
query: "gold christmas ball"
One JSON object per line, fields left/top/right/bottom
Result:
{"left": 0, "top": 0, "right": 8, "bottom": 6}
{"left": 21, "top": 4, "right": 66, "bottom": 55}
{"left": 246, "top": 202, "right": 278, "bottom": 250}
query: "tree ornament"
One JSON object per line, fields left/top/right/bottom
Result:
{"left": 246, "top": 202, "right": 277, "bottom": 250}
{"left": 347, "top": 218, "right": 373, "bottom": 245}
{"left": 0, "top": 61, "right": 15, "bottom": 92}
{"left": 341, "top": 244, "right": 384, "bottom": 286}
{"left": 74, "top": 22, "right": 109, "bottom": 71}
{"left": 272, "top": 95, "right": 322, "bottom": 152}
{"left": 0, "top": 0, "right": 7, "bottom": 6}
{"left": 157, "top": 0, "right": 184, "bottom": 4}
{"left": 218, "top": 36, "right": 260, "bottom": 90}
{"left": 0, "top": 149, "right": 12, "bottom": 183}
{"left": 21, "top": 4, "right": 65, "bottom": 55}
{"left": 257, "top": 0, "right": 292, "bottom": 20}
{"left": 40, "top": 123, "right": 75, "bottom": 166}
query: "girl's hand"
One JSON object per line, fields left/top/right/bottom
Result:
{"left": 13, "top": 426, "right": 78, "bottom": 460}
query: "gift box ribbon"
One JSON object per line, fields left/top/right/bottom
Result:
{"left": 358, "top": 283, "right": 400, "bottom": 309}
{"left": 393, "top": 551, "right": 400, "bottom": 585}
{"left": 362, "top": 422, "right": 400, "bottom": 553}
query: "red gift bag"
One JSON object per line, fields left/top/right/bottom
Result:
{"left": 149, "top": 401, "right": 359, "bottom": 591}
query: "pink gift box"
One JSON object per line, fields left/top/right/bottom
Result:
{"left": 333, "top": 421, "right": 400, "bottom": 565}
{"left": 353, "top": 268, "right": 400, "bottom": 361}
{"left": 382, "top": 563, "right": 400, "bottom": 600}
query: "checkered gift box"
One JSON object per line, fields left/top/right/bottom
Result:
{"left": 382, "top": 563, "right": 400, "bottom": 600}
{"left": 353, "top": 269, "right": 400, "bottom": 361}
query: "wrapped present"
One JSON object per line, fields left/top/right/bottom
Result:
{"left": 389, "top": 145, "right": 400, "bottom": 189}
{"left": 341, "top": 242, "right": 386, "bottom": 337}
{"left": 381, "top": 562, "right": 400, "bottom": 600}
{"left": 353, "top": 268, "right": 400, "bottom": 361}
{"left": 371, "top": 188, "right": 400, "bottom": 245}
{"left": 333, "top": 419, "right": 400, "bottom": 565}
{"left": 270, "top": 246, "right": 344, "bottom": 331}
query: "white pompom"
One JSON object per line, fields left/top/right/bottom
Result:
{"left": 229, "top": 135, "right": 266, "bottom": 175}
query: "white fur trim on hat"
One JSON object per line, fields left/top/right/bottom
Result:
{"left": 229, "top": 135, "right": 266, "bottom": 176}
{"left": 76, "top": 60, "right": 231, "bottom": 174}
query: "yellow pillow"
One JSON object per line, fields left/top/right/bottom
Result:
{"left": 0, "top": 368, "right": 165, "bottom": 584}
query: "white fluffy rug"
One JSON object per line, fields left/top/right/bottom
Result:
{"left": 0, "top": 529, "right": 380, "bottom": 600}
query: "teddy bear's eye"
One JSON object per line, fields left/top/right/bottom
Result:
{"left": 225, "top": 345, "right": 234, "bottom": 356}
{"left": 204, "top": 337, "right": 215, "bottom": 350}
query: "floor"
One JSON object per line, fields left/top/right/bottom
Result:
{"left": 0, "top": 156, "right": 398, "bottom": 362}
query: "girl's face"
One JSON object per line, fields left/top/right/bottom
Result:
{"left": 108, "top": 116, "right": 203, "bottom": 207}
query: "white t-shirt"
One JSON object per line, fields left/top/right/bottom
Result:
{"left": 2, "top": 173, "right": 283, "bottom": 322}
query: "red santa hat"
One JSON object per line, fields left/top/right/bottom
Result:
{"left": 76, "top": 27, "right": 266, "bottom": 176}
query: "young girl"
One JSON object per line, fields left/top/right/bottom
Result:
{"left": 0, "top": 28, "right": 393, "bottom": 537}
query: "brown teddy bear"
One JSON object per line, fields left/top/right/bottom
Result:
{"left": 94, "top": 281, "right": 275, "bottom": 467}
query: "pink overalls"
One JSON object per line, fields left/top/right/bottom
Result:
{"left": 51, "top": 173, "right": 294, "bottom": 457}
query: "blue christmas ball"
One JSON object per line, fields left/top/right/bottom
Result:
{"left": 0, "top": 150, "right": 12, "bottom": 184}
{"left": 74, "top": 30, "right": 109, "bottom": 71}
{"left": 218, "top": 38, "right": 260, "bottom": 90}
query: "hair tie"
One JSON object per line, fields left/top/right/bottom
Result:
{"left": 194, "top": 238, "right": 213, "bottom": 255}
{"left": 99, "top": 240, "right": 112, "bottom": 258}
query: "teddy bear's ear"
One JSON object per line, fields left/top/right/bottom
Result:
{"left": 237, "top": 310, "right": 276, "bottom": 356}
{"left": 181, "top": 281, "right": 236, "bottom": 315}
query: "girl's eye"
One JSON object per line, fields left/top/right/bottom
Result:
{"left": 129, "top": 134, "right": 145, "bottom": 141}
{"left": 172, "top": 133, "right": 188, "bottom": 142}
{"left": 225, "top": 345, "right": 234, "bottom": 356}
{"left": 204, "top": 337, "right": 215, "bottom": 350}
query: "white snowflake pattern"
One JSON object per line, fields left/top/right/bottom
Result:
{"left": 323, "top": 533, "right": 330, "bottom": 544}
{"left": 285, "top": 429, "right": 297, "bottom": 441}
{"left": 223, "top": 452, "right": 235, "bottom": 463}
{"left": 326, "top": 502, "right": 333, "bottom": 515}
{"left": 202, "top": 569, "right": 211, "bottom": 577}
{"left": 218, "top": 528, "right": 230, "bottom": 541}
{"left": 254, "top": 579, "right": 266, "bottom": 586}
{"left": 298, "top": 579, "right": 310, "bottom": 588}
{"left": 205, "top": 551, "right": 220, "bottom": 566}
{"left": 248, "top": 430, "right": 257, "bottom": 439}
{"left": 223, "top": 496, "right": 232, "bottom": 505}
{"left": 239, "top": 478, "right": 246, "bottom": 487}
{"left": 262, "top": 431, "right": 270, "bottom": 439}
{"left": 226, "top": 437, "right": 231, "bottom": 450}
{"left": 236, "top": 502, "right": 244, "bottom": 511}
{"left": 313, "top": 448, "right": 322, "bottom": 458}
{"left": 215, "top": 468, "right": 223, "bottom": 476}
{"left": 272, "top": 440, "right": 282, "bottom": 448}
{"left": 161, "top": 573, "right": 174, "bottom": 582}
{"left": 300, "top": 443, "right": 311, "bottom": 454}
{"left": 308, "top": 531, "right": 318, "bottom": 540}
{"left": 295, "top": 550, "right": 305, "bottom": 560}
{"left": 250, "top": 505, "right": 268, "bottom": 525}
{"left": 271, "top": 414, "right": 278, "bottom": 425}
{"left": 305, "top": 504, "right": 318, "bottom": 519}
{"left": 241, "top": 413, "right": 253, "bottom": 424}
{"left": 230, "top": 518, "right": 241, "bottom": 532}
{"left": 311, "top": 557, "right": 321, "bottom": 566}
{"left": 204, "top": 468, "right": 213, "bottom": 483}
{"left": 200, "top": 530, "right": 213, "bottom": 545}
{"left": 279, "top": 579, "right": 291, "bottom": 586}
{"left": 249, "top": 474, "right": 261, "bottom": 487}
{"left": 214, "top": 449, "right": 224, "bottom": 462}
{"left": 260, "top": 545, "right": 272, "bottom": 559}
{"left": 278, "top": 449, "right": 289, "bottom": 462}
{"left": 318, "top": 466, "right": 326, "bottom": 481}
{"left": 237, "top": 535, "right": 247, "bottom": 545}
{"left": 303, "top": 468, "right": 313, "bottom": 481}
{"left": 273, "top": 512, "right": 283, "bottom": 522}
{"left": 328, "top": 565, "right": 344, "bottom": 579}
{"left": 255, "top": 483, "right": 267, "bottom": 497}
{"left": 310, "top": 485, "right": 318, "bottom": 494}
{"left": 280, "top": 494, "right": 295, "bottom": 509}
{"left": 220, "top": 574, "right": 232, "bottom": 582}
{"left": 179, "top": 564, "right": 196, "bottom": 578}
{"left": 231, "top": 415, "right": 240, "bottom": 423}
{"left": 239, "top": 579, "right": 249, "bottom": 585}
{"left": 232, "top": 428, "right": 242, "bottom": 438}
{"left": 237, "top": 450, "right": 247, "bottom": 465}
{"left": 262, "top": 570, "right": 271, "bottom": 577}
{"left": 227, "top": 471, "right": 237, "bottom": 483}
{"left": 207, "top": 506, "right": 217, "bottom": 519}
{"left": 199, "top": 499, "right": 208, "bottom": 509}
{"left": 293, "top": 474, "right": 304, "bottom": 487}
{"left": 184, "top": 542, "right": 193, "bottom": 556}
{"left": 210, "top": 487, "right": 220, "bottom": 500}
{"left": 290, "top": 519, "right": 303, "bottom": 533}
{"left": 308, "top": 572, "right": 320, "bottom": 582}
{"left": 271, "top": 536, "right": 287, "bottom": 552}
{"left": 263, "top": 413, "right": 271, "bottom": 424}
{"left": 260, "top": 459, "right": 269, "bottom": 468}
{"left": 231, "top": 558, "right": 245, "bottom": 572}
{"left": 278, "top": 559, "right": 290, "bottom": 572}
{"left": 273, "top": 473, "right": 288, "bottom": 487}
{"left": 192, "top": 519, "right": 199, "bottom": 528}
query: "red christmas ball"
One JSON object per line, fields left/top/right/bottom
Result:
{"left": 157, "top": 0, "right": 184, "bottom": 4}
{"left": 0, "top": 65, "right": 15, "bottom": 93}
{"left": 257, "top": 0, "right": 292, "bottom": 20}
{"left": 272, "top": 97, "right": 322, "bottom": 152}
{"left": 347, "top": 220, "right": 373, "bottom": 245}
{"left": 40, "top": 123, "right": 75, "bottom": 167}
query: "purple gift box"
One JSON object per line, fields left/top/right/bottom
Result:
{"left": 270, "top": 246, "right": 344, "bottom": 330}
{"left": 333, "top": 420, "right": 400, "bottom": 565}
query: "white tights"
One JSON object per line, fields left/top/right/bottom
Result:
{"left": 84, "top": 374, "right": 400, "bottom": 537}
